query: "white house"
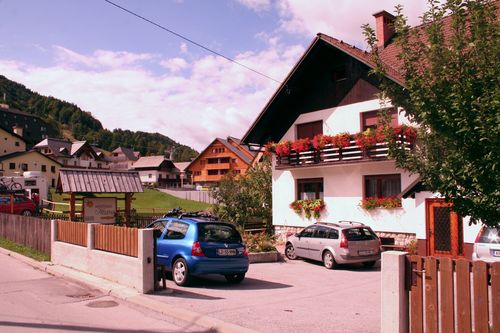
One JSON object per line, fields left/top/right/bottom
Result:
{"left": 131, "top": 156, "right": 180, "bottom": 187}
{"left": 242, "top": 11, "right": 481, "bottom": 259}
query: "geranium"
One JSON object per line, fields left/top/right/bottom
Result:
{"left": 312, "top": 134, "right": 334, "bottom": 150}
{"left": 275, "top": 140, "right": 292, "bottom": 156}
{"left": 264, "top": 141, "right": 276, "bottom": 155}
{"left": 392, "top": 125, "right": 417, "bottom": 145}
{"left": 360, "top": 197, "right": 402, "bottom": 210}
{"left": 291, "top": 138, "right": 311, "bottom": 153}
{"left": 290, "top": 199, "right": 325, "bottom": 219}
{"left": 355, "top": 129, "right": 377, "bottom": 151}
{"left": 333, "top": 133, "right": 351, "bottom": 148}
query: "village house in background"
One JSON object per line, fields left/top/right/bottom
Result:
{"left": 0, "top": 125, "right": 27, "bottom": 156}
{"left": 108, "top": 146, "right": 141, "bottom": 170}
{"left": 33, "top": 138, "right": 110, "bottom": 169}
{"left": 131, "top": 155, "right": 180, "bottom": 188}
{"left": 242, "top": 10, "right": 481, "bottom": 259}
{"left": 186, "top": 137, "right": 256, "bottom": 188}
{"left": 173, "top": 161, "right": 192, "bottom": 188}
{"left": 0, "top": 103, "right": 57, "bottom": 145}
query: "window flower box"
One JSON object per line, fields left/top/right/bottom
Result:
{"left": 360, "top": 197, "right": 402, "bottom": 210}
{"left": 290, "top": 199, "right": 325, "bottom": 219}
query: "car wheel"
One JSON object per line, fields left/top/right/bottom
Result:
{"left": 224, "top": 273, "right": 245, "bottom": 284}
{"left": 285, "top": 243, "right": 297, "bottom": 260}
{"left": 21, "top": 210, "right": 32, "bottom": 216}
{"left": 323, "top": 250, "right": 336, "bottom": 269}
{"left": 362, "top": 261, "right": 376, "bottom": 268}
{"left": 172, "top": 258, "right": 190, "bottom": 286}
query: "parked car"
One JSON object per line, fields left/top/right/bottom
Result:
{"left": 0, "top": 195, "right": 36, "bottom": 216}
{"left": 472, "top": 227, "right": 500, "bottom": 263}
{"left": 149, "top": 214, "right": 249, "bottom": 286}
{"left": 285, "top": 221, "right": 381, "bottom": 269}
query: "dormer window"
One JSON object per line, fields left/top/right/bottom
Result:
{"left": 296, "top": 121, "right": 323, "bottom": 140}
{"left": 361, "top": 109, "right": 398, "bottom": 131}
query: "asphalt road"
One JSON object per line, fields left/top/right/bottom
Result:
{"left": 149, "top": 257, "right": 381, "bottom": 333}
{"left": 0, "top": 252, "right": 210, "bottom": 333}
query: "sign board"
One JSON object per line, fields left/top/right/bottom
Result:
{"left": 83, "top": 197, "right": 117, "bottom": 224}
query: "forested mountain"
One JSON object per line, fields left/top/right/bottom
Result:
{"left": 0, "top": 75, "right": 198, "bottom": 162}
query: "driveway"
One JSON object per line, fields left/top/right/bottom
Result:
{"left": 148, "top": 258, "right": 381, "bottom": 333}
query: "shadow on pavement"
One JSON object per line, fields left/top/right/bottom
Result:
{"left": 0, "top": 320, "right": 216, "bottom": 333}
{"left": 300, "top": 259, "right": 382, "bottom": 272}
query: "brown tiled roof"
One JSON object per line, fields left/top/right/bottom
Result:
{"left": 58, "top": 168, "right": 143, "bottom": 193}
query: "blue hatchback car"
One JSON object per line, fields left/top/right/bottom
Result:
{"left": 149, "top": 215, "right": 249, "bottom": 286}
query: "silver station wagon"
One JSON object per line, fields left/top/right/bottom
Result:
{"left": 285, "top": 221, "right": 381, "bottom": 269}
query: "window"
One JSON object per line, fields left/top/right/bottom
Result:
{"left": 207, "top": 158, "right": 218, "bottom": 164}
{"left": 51, "top": 166, "right": 56, "bottom": 173}
{"left": 208, "top": 169, "right": 218, "bottom": 176}
{"left": 9, "top": 163, "right": 15, "bottom": 170}
{"left": 219, "top": 157, "right": 230, "bottom": 164}
{"left": 299, "top": 226, "right": 316, "bottom": 238}
{"left": 198, "top": 223, "right": 241, "bottom": 243}
{"left": 164, "top": 221, "right": 189, "bottom": 240}
{"left": 41, "top": 165, "right": 46, "bottom": 172}
{"left": 361, "top": 109, "right": 398, "bottom": 131}
{"left": 296, "top": 121, "right": 323, "bottom": 140}
{"left": 21, "top": 163, "right": 28, "bottom": 171}
{"left": 315, "top": 226, "right": 330, "bottom": 239}
{"left": 148, "top": 174, "right": 152, "bottom": 179}
{"left": 297, "top": 178, "right": 324, "bottom": 200}
{"left": 194, "top": 171, "right": 201, "bottom": 176}
{"left": 220, "top": 169, "right": 228, "bottom": 175}
{"left": 15, "top": 141, "right": 19, "bottom": 147}
{"left": 234, "top": 170, "right": 241, "bottom": 174}
{"left": 364, "top": 174, "right": 401, "bottom": 198}
{"left": 231, "top": 158, "right": 236, "bottom": 164}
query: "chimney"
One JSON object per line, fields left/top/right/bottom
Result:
{"left": 12, "top": 125, "right": 23, "bottom": 137}
{"left": 373, "top": 10, "right": 396, "bottom": 48}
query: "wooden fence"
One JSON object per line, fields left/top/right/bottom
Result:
{"left": 408, "top": 255, "right": 500, "bottom": 333}
{"left": 0, "top": 213, "right": 51, "bottom": 257}
{"left": 94, "top": 224, "right": 138, "bottom": 257}
{"left": 57, "top": 220, "right": 88, "bottom": 247}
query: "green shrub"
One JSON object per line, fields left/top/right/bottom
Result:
{"left": 243, "top": 232, "right": 277, "bottom": 253}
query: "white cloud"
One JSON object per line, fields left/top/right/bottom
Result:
{"left": 180, "top": 43, "right": 188, "bottom": 54}
{"left": 0, "top": 42, "right": 302, "bottom": 151}
{"left": 160, "top": 57, "right": 189, "bottom": 72}
{"left": 246, "top": 0, "right": 428, "bottom": 47}
{"left": 237, "top": 0, "right": 272, "bottom": 12}
{"left": 54, "top": 46, "right": 155, "bottom": 69}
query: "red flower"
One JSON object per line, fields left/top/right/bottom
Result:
{"left": 275, "top": 140, "right": 292, "bottom": 156}
{"left": 291, "top": 138, "right": 311, "bottom": 153}
{"left": 333, "top": 133, "right": 351, "bottom": 148}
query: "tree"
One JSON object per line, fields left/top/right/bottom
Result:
{"left": 211, "top": 156, "right": 272, "bottom": 230}
{"left": 363, "top": 0, "right": 499, "bottom": 227}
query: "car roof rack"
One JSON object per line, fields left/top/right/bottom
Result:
{"left": 316, "top": 221, "right": 365, "bottom": 228}
{"left": 179, "top": 212, "right": 220, "bottom": 222}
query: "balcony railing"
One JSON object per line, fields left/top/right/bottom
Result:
{"left": 275, "top": 140, "right": 412, "bottom": 169}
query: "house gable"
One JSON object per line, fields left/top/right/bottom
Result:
{"left": 242, "top": 36, "right": 384, "bottom": 145}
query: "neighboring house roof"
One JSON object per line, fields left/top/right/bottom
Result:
{"left": 0, "top": 150, "right": 63, "bottom": 165}
{"left": 112, "top": 147, "right": 139, "bottom": 161}
{"left": 0, "top": 125, "right": 26, "bottom": 142}
{"left": 0, "top": 104, "right": 39, "bottom": 118}
{"left": 186, "top": 137, "right": 254, "bottom": 172}
{"left": 132, "top": 156, "right": 177, "bottom": 170}
{"left": 58, "top": 168, "right": 143, "bottom": 193}
{"left": 173, "top": 162, "right": 190, "bottom": 172}
{"left": 34, "top": 138, "right": 100, "bottom": 159}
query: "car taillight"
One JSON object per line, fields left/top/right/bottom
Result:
{"left": 191, "top": 241, "right": 204, "bottom": 256}
{"left": 475, "top": 227, "right": 484, "bottom": 243}
{"left": 243, "top": 246, "right": 248, "bottom": 257}
{"left": 340, "top": 232, "right": 348, "bottom": 249}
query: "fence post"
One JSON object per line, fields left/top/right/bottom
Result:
{"left": 381, "top": 251, "right": 409, "bottom": 333}
{"left": 87, "top": 223, "right": 95, "bottom": 250}
{"left": 139, "top": 228, "right": 154, "bottom": 293}
{"left": 50, "top": 219, "right": 57, "bottom": 261}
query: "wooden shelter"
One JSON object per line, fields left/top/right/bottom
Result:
{"left": 57, "top": 168, "right": 143, "bottom": 225}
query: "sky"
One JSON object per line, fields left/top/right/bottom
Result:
{"left": 0, "top": 0, "right": 428, "bottom": 151}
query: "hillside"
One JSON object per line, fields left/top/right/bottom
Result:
{"left": 0, "top": 75, "right": 198, "bottom": 162}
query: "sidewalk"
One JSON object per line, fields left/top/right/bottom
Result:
{"left": 0, "top": 247, "right": 259, "bottom": 333}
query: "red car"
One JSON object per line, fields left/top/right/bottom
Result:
{"left": 0, "top": 195, "right": 36, "bottom": 215}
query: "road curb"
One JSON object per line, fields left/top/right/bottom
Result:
{"left": 0, "top": 247, "right": 260, "bottom": 333}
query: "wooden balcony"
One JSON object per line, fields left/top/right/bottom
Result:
{"left": 275, "top": 140, "right": 412, "bottom": 169}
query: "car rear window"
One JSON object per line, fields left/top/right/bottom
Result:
{"left": 478, "top": 228, "right": 499, "bottom": 244}
{"left": 197, "top": 223, "right": 242, "bottom": 243}
{"left": 343, "top": 227, "right": 377, "bottom": 241}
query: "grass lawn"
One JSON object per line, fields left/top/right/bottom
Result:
{"left": 0, "top": 237, "right": 50, "bottom": 261}
{"left": 47, "top": 188, "right": 210, "bottom": 214}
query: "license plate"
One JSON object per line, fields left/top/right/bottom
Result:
{"left": 359, "top": 250, "right": 374, "bottom": 256}
{"left": 217, "top": 248, "right": 237, "bottom": 256}
{"left": 493, "top": 250, "right": 500, "bottom": 257}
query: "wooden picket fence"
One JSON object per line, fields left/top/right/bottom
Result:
{"left": 408, "top": 255, "right": 500, "bottom": 333}
{"left": 93, "top": 224, "right": 138, "bottom": 257}
{"left": 0, "top": 213, "right": 51, "bottom": 257}
{"left": 57, "top": 220, "right": 88, "bottom": 247}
